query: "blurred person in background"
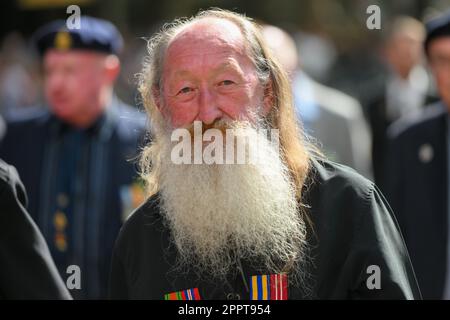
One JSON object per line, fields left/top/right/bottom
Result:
{"left": 0, "top": 16, "right": 147, "bottom": 299}
{"left": 0, "top": 32, "right": 42, "bottom": 119}
{"left": 261, "top": 25, "right": 372, "bottom": 179}
{"left": 385, "top": 10, "right": 450, "bottom": 299}
{"left": 368, "top": 16, "right": 431, "bottom": 187}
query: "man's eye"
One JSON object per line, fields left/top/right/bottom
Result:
{"left": 218, "top": 80, "right": 235, "bottom": 86}
{"left": 178, "top": 87, "right": 194, "bottom": 95}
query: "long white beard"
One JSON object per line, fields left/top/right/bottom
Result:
{"left": 157, "top": 121, "right": 308, "bottom": 280}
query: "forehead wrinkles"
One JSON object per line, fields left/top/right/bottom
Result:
{"left": 166, "top": 18, "right": 248, "bottom": 63}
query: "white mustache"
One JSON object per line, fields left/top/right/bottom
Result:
{"left": 169, "top": 121, "right": 280, "bottom": 165}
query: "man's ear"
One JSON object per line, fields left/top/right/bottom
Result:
{"left": 262, "top": 79, "right": 274, "bottom": 116}
{"left": 104, "top": 55, "right": 120, "bottom": 84}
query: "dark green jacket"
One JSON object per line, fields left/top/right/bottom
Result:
{"left": 109, "top": 158, "right": 421, "bottom": 299}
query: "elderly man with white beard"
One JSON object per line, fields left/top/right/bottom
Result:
{"left": 109, "top": 9, "right": 421, "bottom": 300}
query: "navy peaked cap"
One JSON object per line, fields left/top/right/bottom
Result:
{"left": 33, "top": 16, "right": 123, "bottom": 56}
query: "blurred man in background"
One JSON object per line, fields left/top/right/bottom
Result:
{"left": 385, "top": 11, "right": 450, "bottom": 299}
{"left": 0, "top": 32, "right": 42, "bottom": 120}
{"left": 369, "top": 16, "right": 430, "bottom": 187}
{"left": 0, "top": 16, "right": 147, "bottom": 299}
{"left": 261, "top": 25, "right": 372, "bottom": 179}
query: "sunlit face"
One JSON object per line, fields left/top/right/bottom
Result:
{"left": 43, "top": 50, "right": 108, "bottom": 127}
{"left": 428, "top": 37, "right": 450, "bottom": 109}
{"left": 158, "top": 18, "right": 269, "bottom": 128}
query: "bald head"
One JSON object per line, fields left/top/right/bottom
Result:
{"left": 169, "top": 18, "right": 246, "bottom": 54}
{"left": 163, "top": 18, "right": 252, "bottom": 92}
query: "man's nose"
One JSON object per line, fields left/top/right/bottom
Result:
{"left": 196, "top": 87, "right": 223, "bottom": 125}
